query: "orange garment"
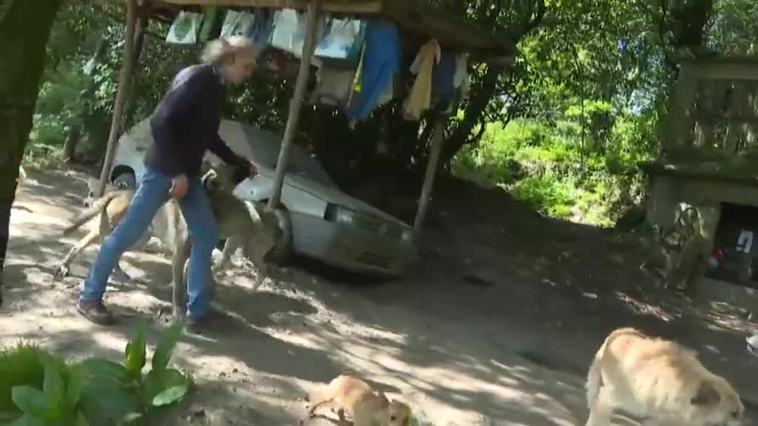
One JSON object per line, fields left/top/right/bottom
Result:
{"left": 403, "top": 39, "right": 441, "bottom": 120}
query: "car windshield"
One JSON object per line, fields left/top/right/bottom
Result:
{"left": 237, "top": 123, "right": 336, "bottom": 188}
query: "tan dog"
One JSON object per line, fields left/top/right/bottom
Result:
{"left": 202, "top": 165, "right": 281, "bottom": 290}
{"left": 585, "top": 327, "right": 744, "bottom": 426}
{"left": 56, "top": 188, "right": 145, "bottom": 280}
{"left": 307, "top": 375, "right": 411, "bottom": 426}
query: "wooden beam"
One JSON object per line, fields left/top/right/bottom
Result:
{"left": 96, "top": 0, "right": 139, "bottom": 197}
{"left": 413, "top": 118, "right": 445, "bottom": 232}
{"left": 267, "top": 0, "right": 321, "bottom": 208}
{"left": 158, "top": 0, "right": 381, "bottom": 14}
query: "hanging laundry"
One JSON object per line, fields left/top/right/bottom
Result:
{"left": 345, "top": 20, "right": 401, "bottom": 123}
{"left": 221, "top": 10, "right": 254, "bottom": 38}
{"left": 310, "top": 66, "right": 355, "bottom": 107}
{"left": 437, "top": 53, "right": 470, "bottom": 115}
{"left": 403, "top": 39, "right": 441, "bottom": 121}
{"left": 431, "top": 51, "right": 457, "bottom": 112}
{"left": 199, "top": 7, "right": 223, "bottom": 42}
{"left": 244, "top": 8, "right": 275, "bottom": 46}
{"left": 270, "top": 9, "right": 326, "bottom": 58}
{"left": 166, "top": 11, "right": 203, "bottom": 45}
{"left": 315, "top": 17, "right": 365, "bottom": 62}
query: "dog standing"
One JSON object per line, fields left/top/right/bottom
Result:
{"left": 585, "top": 327, "right": 744, "bottom": 426}
{"left": 56, "top": 188, "right": 149, "bottom": 280}
{"left": 57, "top": 165, "right": 279, "bottom": 316}
{"left": 307, "top": 375, "right": 411, "bottom": 426}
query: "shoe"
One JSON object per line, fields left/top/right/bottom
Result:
{"left": 77, "top": 299, "right": 116, "bottom": 325}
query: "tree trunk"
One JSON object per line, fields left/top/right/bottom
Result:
{"left": 440, "top": 63, "right": 504, "bottom": 164}
{"left": 0, "top": 0, "right": 63, "bottom": 302}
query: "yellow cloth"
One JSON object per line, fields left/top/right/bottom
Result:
{"left": 403, "top": 39, "right": 440, "bottom": 121}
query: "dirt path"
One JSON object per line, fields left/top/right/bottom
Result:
{"left": 1, "top": 167, "right": 757, "bottom": 425}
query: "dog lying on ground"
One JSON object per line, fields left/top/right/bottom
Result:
{"left": 307, "top": 374, "right": 411, "bottom": 426}
{"left": 585, "top": 327, "right": 744, "bottom": 426}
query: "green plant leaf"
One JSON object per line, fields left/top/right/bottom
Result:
{"left": 151, "top": 324, "right": 184, "bottom": 373}
{"left": 9, "top": 413, "right": 45, "bottom": 426}
{"left": 0, "top": 344, "right": 47, "bottom": 413}
{"left": 65, "top": 366, "right": 85, "bottom": 408}
{"left": 142, "top": 369, "right": 190, "bottom": 408}
{"left": 42, "top": 362, "right": 64, "bottom": 417}
{"left": 10, "top": 386, "right": 51, "bottom": 419}
{"left": 75, "top": 410, "right": 90, "bottom": 426}
{"left": 78, "top": 358, "right": 126, "bottom": 383}
{"left": 124, "top": 322, "right": 147, "bottom": 381}
{"left": 77, "top": 376, "right": 140, "bottom": 426}
{"left": 117, "top": 412, "right": 143, "bottom": 425}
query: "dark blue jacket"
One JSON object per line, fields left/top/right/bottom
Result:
{"left": 146, "top": 64, "right": 248, "bottom": 177}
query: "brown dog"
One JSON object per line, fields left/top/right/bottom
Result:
{"left": 307, "top": 375, "right": 411, "bottom": 426}
{"left": 585, "top": 327, "right": 744, "bottom": 426}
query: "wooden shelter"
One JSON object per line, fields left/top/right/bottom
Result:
{"left": 100, "top": 0, "right": 516, "bottom": 234}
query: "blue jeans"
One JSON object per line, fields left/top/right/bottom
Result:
{"left": 79, "top": 167, "right": 219, "bottom": 319}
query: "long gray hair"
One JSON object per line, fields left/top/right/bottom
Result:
{"left": 201, "top": 35, "right": 256, "bottom": 66}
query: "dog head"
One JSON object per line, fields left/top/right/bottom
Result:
{"left": 386, "top": 399, "right": 412, "bottom": 426}
{"left": 201, "top": 162, "right": 249, "bottom": 193}
{"left": 689, "top": 378, "right": 744, "bottom": 425}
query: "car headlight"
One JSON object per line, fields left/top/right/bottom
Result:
{"left": 324, "top": 204, "right": 355, "bottom": 224}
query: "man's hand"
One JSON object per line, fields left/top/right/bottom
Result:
{"left": 169, "top": 174, "right": 189, "bottom": 199}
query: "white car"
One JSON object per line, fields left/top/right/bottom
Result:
{"left": 105, "top": 117, "right": 418, "bottom": 276}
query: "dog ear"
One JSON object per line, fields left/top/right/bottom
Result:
{"left": 691, "top": 381, "right": 721, "bottom": 406}
{"left": 201, "top": 170, "right": 219, "bottom": 191}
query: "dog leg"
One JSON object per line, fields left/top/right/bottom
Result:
{"left": 307, "top": 396, "right": 334, "bottom": 418}
{"left": 214, "top": 237, "right": 240, "bottom": 273}
{"left": 172, "top": 239, "right": 191, "bottom": 320}
{"left": 585, "top": 387, "right": 613, "bottom": 426}
{"left": 56, "top": 230, "right": 100, "bottom": 278}
{"left": 352, "top": 407, "right": 375, "bottom": 426}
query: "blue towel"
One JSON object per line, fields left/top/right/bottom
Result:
{"left": 345, "top": 20, "right": 400, "bottom": 122}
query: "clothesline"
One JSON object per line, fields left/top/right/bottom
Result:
{"left": 164, "top": 6, "right": 471, "bottom": 124}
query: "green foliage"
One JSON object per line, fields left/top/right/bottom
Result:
{"left": 0, "top": 324, "right": 190, "bottom": 426}
{"left": 27, "top": 0, "right": 750, "bottom": 229}
{"left": 454, "top": 111, "right": 656, "bottom": 226}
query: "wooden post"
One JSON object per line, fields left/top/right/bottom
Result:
{"left": 267, "top": 0, "right": 321, "bottom": 209}
{"left": 95, "top": 0, "right": 138, "bottom": 198}
{"left": 413, "top": 118, "right": 445, "bottom": 233}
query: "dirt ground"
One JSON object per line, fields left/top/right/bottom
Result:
{"left": 2, "top": 166, "right": 758, "bottom": 426}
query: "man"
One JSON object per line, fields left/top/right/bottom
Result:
{"left": 77, "top": 36, "right": 258, "bottom": 328}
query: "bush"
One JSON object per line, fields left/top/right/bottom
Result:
{"left": 0, "top": 323, "right": 191, "bottom": 426}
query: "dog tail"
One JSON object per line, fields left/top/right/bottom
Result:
{"left": 63, "top": 191, "right": 121, "bottom": 235}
